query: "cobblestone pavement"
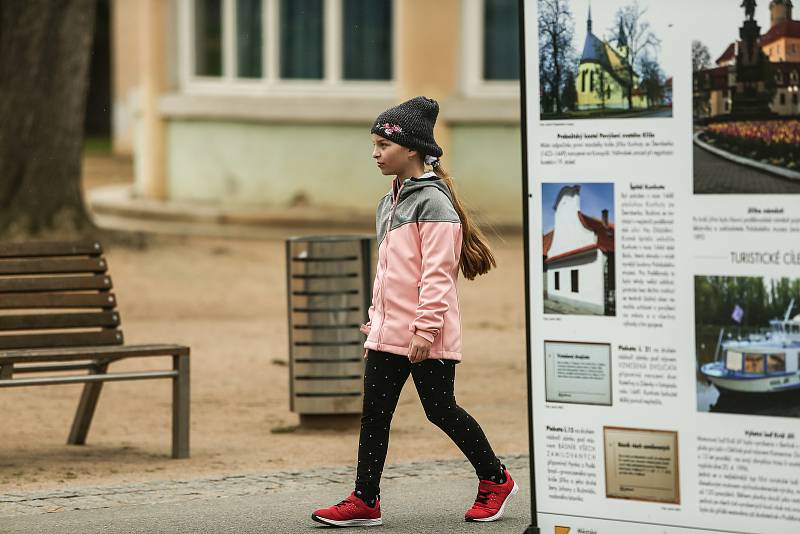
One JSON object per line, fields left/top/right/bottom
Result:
{"left": 693, "top": 144, "right": 800, "bottom": 194}
{"left": 0, "top": 454, "right": 529, "bottom": 519}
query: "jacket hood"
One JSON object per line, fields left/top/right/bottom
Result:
{"left": 391, "top": 171, "right": 454, "bottom": 204}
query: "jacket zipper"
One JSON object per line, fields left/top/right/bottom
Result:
{"left": 377, "top": 179, "right": 404, "bottom": 348}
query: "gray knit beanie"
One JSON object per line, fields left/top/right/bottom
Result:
{"left": 370, "top": 96, "right": 444, "bottom": 158}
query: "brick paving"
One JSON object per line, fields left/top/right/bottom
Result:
{"left": 693, "top": 144, "right": 800, "bottom": 194}
{"left": 0, "top": 454, "right": 529, "bottom": 518}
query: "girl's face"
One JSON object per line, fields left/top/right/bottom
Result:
{"left": 371, "top": 133, "right": 417, "bottom": 177}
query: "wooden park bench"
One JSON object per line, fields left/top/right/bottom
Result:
{"left": 0, "top": 241, "right": 190, "bottom": 458}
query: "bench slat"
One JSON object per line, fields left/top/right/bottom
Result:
{"left": 0, "top": 370, "right": 178, "bottom": 388}
{"left": 0, "top": 258, "right": 107, "bottom": 275}
{"left": 0, "top": 293, "right": 117, "bottom": 309}
{"left": 0, "top": 275, "right": 113, "bottom": 293}
{"left": 0, "top": 312, "right": 120, "bottom": 331}
{"left": 0, "top": 343, "right": 189, "bottom": 363}
{"left": 0, "top": 241, "right": 102, "bottom": 258}
{"left": 0, "top": 330, "right": 123, "bottom": 350}
{"left": 0, "top": 239, "right": 191, "bottom": 460}
{"left": 14, "top": 362, "right": 97, "bottom": 373}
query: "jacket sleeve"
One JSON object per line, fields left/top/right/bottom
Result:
{"left": 359, "top": 303, "right": 374, "bottom": 335}
{"left": 361, "top": 201, "right": 386, "bottom": 335}
{"left": 409, "top": 221, "right": 461, "bottom": 343}
{"left": 360, "top": 269, "right": 379, "bottom": 334}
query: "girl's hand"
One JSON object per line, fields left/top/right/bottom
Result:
{"left": 408, "top": 334, "right": 432, "bottom": 363}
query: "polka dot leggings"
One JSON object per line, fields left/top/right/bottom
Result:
{"left": 354, "top": 349, "right": 503, "bottom": 503}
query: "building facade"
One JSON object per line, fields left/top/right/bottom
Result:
{"left": 694, "top": 0, "right": 800, "bottom": 118}
{"left": 575, "top": 8, "right": 648, "bottom": 111}
{"left": 111, "top": 0, "right": 523, "bottom": 227}
{"left": 543, "top": 185, "right": 615, "bottom": 315}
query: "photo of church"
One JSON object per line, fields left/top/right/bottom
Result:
{"left": 692, "top": 0, "right": 800, "bottom": 194}
{"left": 575, "top": 10, "right": 649, "bottom": 111}
{"left": 538, "top": 0, "right": 673, "bottom": 120}
{"left": 542, "top": 183, "right": 616, "bottom": 316}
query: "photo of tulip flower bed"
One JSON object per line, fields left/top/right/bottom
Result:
{"left": 699, "top": 120, "right": 800, "bottom": 171}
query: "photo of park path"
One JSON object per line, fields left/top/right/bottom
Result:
{"left": 693, "top": 0, "right": 800, "bottom": 193}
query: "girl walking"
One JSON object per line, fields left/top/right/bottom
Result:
{"left": 311, "top": 96, "right": 518, "bottom": 527}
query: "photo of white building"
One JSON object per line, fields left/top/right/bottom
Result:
{"left": 542, "top": 184, "right": 615, "bottom": 316}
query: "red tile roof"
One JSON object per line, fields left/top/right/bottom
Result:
{"left": 695, "top": 65, "right": 729, "bottom": 90}
{"left": 545, "top": 244, "right": 600, "bottom": 263}
{"left": 716, "top": 42, "right": 737, "bottom": 65}
{"left": 713, "top": 22, "right": 800, "bottom": 66}
{"left": 761, "top": 20, "right": 800, "bottom": 47}
{"left": 578, "top": 212, "right": 615, "bottom": 253}
{"left": 543, "top": 230, "right": 553, "bottom": 256}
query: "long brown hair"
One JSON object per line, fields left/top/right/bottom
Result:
{"left": 430, "top": 162, "right": 497, "bottom": 280}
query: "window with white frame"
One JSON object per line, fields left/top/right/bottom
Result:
{"left": 343, "top": 0, "right": 393, "bottom": 80}
{"left": 194, "top": 0, "right": 223, "bottom": 77}
{"left": 280, "top": 0, "right": 323, "bottom": 79}
{"left": 483, "top": 0, "right": 519, "bottom": 80}
{"left": 184, "top": 0, "right": 393, "bottom": 91}
{"left": 238, "top": 0, "right": 263, "bottom": 77}
{"left": 462, "top": 0, "right": 520, "bottom": 97}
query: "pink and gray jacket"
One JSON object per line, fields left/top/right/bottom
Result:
{"left": 360, "top": 171, "right": 464, "bottom": 362}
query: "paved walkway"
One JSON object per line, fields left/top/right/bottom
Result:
{"left": 543, "top": 297, "right": 602, "bottom": 316}
{"left": 693, "top": 144, "right": 800, "bottom": 194}
{"left": 1, "top": 455, "right": 532, "bottom": 533}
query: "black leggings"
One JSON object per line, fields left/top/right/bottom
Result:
{"left": 354, "top": 349, "right": 502, "bottom": 499}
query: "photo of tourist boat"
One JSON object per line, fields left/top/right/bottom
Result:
{"left": 700, "top": 300, "right": 800, "bottom": 393}
{"left": 695, "top": 275, "right": 800, "bottom": 417}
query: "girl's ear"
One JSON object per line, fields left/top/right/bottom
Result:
{"left": 407, "top": 148, "right": 419, "bottom": 160}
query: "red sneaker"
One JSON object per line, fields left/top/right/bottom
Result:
{"left": 464, "top": 466, "right": 519, "bottom": 522}
{"left": 311, "top": 491, "right": 382, "bottom": 527}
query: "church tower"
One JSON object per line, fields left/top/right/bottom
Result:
{"left": 616, "top": 18, "right": 629, "bottom": 58}
{"left": 587, "top": 4, "right": 593, "bottom": 33}
{"left": 770, "top": 0, "right": 794, "bottom": 28}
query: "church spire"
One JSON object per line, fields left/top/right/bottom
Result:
{"left": 587, "top": 3, "right": 593, "bottom": 33}
{"left": 617, "top": 17, "right": 627, "bottom": 48}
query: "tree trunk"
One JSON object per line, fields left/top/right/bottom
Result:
{"left": 552, "top": 24, "right": 562, "bottom": 114}
{"left": 628, "top": 68, "right": 633, "bottom": 110}
{"left": 0, "top": 0, "right": 96, "bottom": 240}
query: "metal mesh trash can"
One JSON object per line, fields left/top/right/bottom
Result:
{"left": 286, "top": 235, "right": 374, "bottom": 421}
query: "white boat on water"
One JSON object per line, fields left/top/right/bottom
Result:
{"left": 701, "top": 301, "right": 800, "bottom": 394}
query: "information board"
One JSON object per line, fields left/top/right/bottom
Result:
{"left": 521, "top": 1, "right": 800, "bottom": 532}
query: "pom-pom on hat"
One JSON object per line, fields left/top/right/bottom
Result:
{"left": 370, "top": 96, "right": 444, "bottom": 158}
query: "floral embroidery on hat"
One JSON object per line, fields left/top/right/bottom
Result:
{"left": 379, "top": 122, "right": 403, "bottom": 135}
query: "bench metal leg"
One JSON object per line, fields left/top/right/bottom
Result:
{"left": 172, "top": 353, "right": 190, "bottom": 459}
{"left": 67, "top": 361, "right": 110, "bottom": 446}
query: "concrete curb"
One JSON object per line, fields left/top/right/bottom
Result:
{"left": 87, "top": 185, "right": 523, "bottom": 239}
{"left": 88, "top": 185, "right": 375, "bottom": 229}
{"left": 693, "top": 131, "right": 800, "bottom": 182}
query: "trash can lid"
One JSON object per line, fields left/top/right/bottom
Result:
{"left": 287, "top": 235, "right": 374, "bottom": 242}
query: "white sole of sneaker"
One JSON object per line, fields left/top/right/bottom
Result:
{"left": 465, "top": 481, "right": 519, "bottom": 522}
{"left": 311, "top": 514, "right": 383, "bottom": 527}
